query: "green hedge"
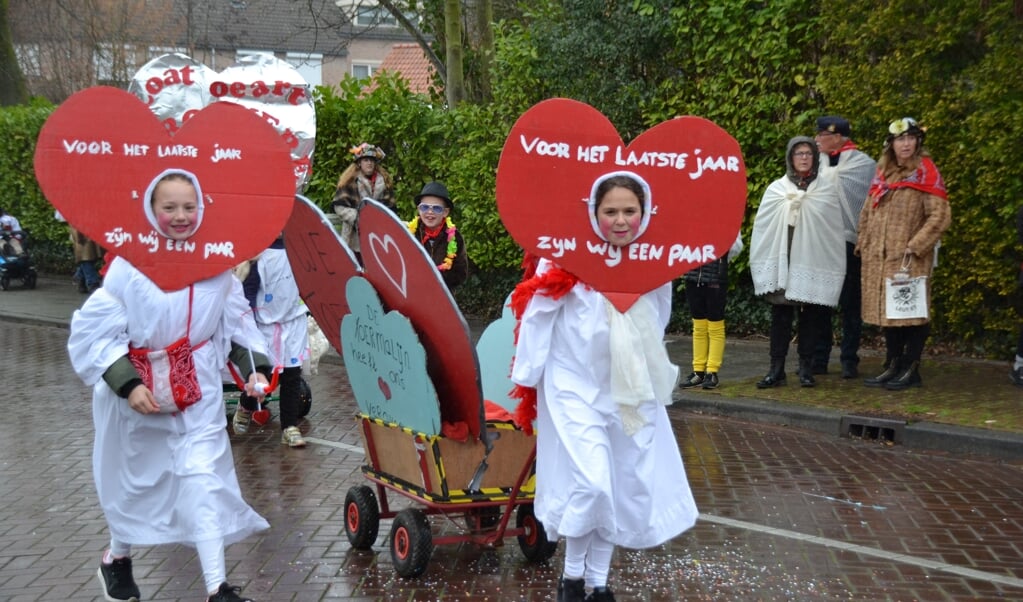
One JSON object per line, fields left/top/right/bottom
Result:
{"left": 4, "top": 2, "right": 1022, "bottom": 358}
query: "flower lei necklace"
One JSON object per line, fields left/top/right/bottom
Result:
{"left": 408, "top": 216, "right": 458, "bottom": 271}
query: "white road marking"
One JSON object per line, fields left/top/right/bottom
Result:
{"left": 700, "top": 514, "right": 1023, "bottom": 590}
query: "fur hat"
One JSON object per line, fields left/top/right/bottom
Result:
{"left": 415, "top": 181, "right": 453, "bottom": 209}
{"left": 350, "top": 143, "right": 385, "bottom": 162}
{"left": 816, "top": 116, "right": 851, "bottom": 138}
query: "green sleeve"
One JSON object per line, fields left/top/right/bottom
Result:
{"left": 101, "top": 356, "right": 144, "bottom": 398}
{"left": 228, "top": 343, "right": 272, "bottom": 379}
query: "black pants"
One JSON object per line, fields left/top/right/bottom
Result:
{"left": 770, "top": 303, "right": 830, "bottom": 361}
{"left": 686, "top": 281, "right": 727, "bottom": 321}
{"left": 240, "top": 366, "right": 304, "bottom": 430}
{"left": 814, "top": 242, "right": 862, "bottom": 368}
{"left": 882, "top": 324, "right": 930, "bottom": 364}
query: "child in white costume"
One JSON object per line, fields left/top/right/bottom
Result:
{"left": 233, "top": 236, "right": 311, "bottom": 447}
{"left": 511, "top": 173, "right": 699, "bottom": 602}
{"left": 68, "top": 171, "right": 270, "bottom": 602}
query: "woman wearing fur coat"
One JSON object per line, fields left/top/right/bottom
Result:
{"left": 857, "top": 117, "right": 951, "bottom": 390}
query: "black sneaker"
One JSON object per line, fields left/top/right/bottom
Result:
{"left": 701, "top": 372, "right": 719, "bottom": 390}
{"left": 97, "top": 556, "right": 141, "bottom": 602}
{"left": 207, "top": 582, "right": 254, "bottom": 602}
{"left": 679, "top": 371, "right": 704, "bottom": 389}
{"left": 585, "top": 586, "right": 617, "bottom": 601}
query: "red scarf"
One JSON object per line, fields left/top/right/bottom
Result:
{"left": 507, "top": 263, "right": 580, "bottom": 434}
{"left": 829, "top": 139, "right": 858, "bottom": 157}
{"left": 868, "top": 156, "right": 947, "bottom": 208}
{"left": 419, "top": 224, "right": 444, "bottom": 245}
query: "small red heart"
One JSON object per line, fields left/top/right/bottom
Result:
{"left": 496, "top": 99, "right": 746, "bottom": 311}
{"left": 252, "top": 408, "right": 271, "bottom": 426}
{"left": 377, "top": 376, "right": 392, "bottom": 400}
{"left": 33, "top": 87, "right": 296, "bottom": 291}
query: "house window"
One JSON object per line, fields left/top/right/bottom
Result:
{"left": 15, "top": 44, "right": 41, "bottom": 77}
{"left": 286, "top": 52, "right": 323, "bottom": 87}
{"left": 355, "top": 5, "right": 398, "bottom": 27}
{"left": 94, "top": 43, "right": 137, "bottom": 86}
{"left": 352, "top": 63, "right": 379, "bottom": 79}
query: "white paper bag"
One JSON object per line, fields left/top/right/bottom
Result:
{"left": 885, "top": 275, "right": 928, "bottom": 320}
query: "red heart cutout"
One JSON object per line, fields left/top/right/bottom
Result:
{"left": 33, "top": 86, "right": 296, "bottom": 291}
{"left": 496, "top": 99, "right": 747, "bottom": 311}
{"left": 377, "top": 376, "right": 392, "bottom": 401}
{"left": 358, "top": 200, "right": 484, "bottom": 440}
{"left": 252, "top": 408, "right": 271, "bottom": 426}
{"left": 283, "top": 195, "right": 362, "bottom": 355}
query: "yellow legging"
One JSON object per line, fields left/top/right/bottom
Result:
{"left": 692, "top": 319, "right": 726, "bottom": 373}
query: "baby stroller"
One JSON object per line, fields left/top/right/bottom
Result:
{"left": 0, "top": 230, "right": 37, "bottom": 290}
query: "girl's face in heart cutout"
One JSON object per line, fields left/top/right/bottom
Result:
{"left": 152, "top": 177, "right": 199, "bottom": 240}
{"left": 596, "top": 185, "right": 643, "bottom": 247}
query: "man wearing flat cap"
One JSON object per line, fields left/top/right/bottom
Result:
{"left": 812, "top": 116, "right": 876, "bottom": 378}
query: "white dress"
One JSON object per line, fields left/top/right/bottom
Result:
{"left": 68, "top": 257, "right": 269, "bottom": 547}
{"left": 511, "top": 261, "right": 699, "bottom": 549}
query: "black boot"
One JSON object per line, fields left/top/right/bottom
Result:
{"left": 558, "top": 577, "right": 586, "bottom": 602}
{"left": 864, "top": 357, "right": 901, "bottom": 388}
{"left": 885, "top": 361, "right": 922, "bottom": 391}
{"left": 756, "top": 358, "right": 786, "bottom": 389}
{"left": 798, "top": 357, "right": 816, "bottom": 387}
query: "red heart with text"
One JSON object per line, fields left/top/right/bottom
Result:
{"left": 34, "top": 86, "right": 295, "bottom": 291}
{"left": 496, "top": 98, "right": 747, "bottom": 311}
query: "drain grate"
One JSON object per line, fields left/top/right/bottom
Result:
{"left": 840, "top": 415, "right": 906, "bottom": 444}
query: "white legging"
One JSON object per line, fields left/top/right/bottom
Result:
{"left": 196, "top": 537, "right": 226, "bottom": 594}
{"left": 110, "top": 538, "right": 225, "bottom": 595}
{"left": 563, "top": 532, "right": 615, "bottom": 589}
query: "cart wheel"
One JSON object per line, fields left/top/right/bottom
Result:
{"left": 344, "top": 486, "right": 380, "bottom": 549}
{"left": 24, "top": 272, "right": 36, "bottom": 289}
{"left": 389, "top": 508, "right": 433, "bottom": 578}
{"left": 516, "top": 504, "right": 558, "bottom": 562}
{"left": 0, "top": 275, "right": 9, "bottom": 290}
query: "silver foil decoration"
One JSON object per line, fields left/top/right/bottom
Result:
{"left": 129, "top": 52, "right": 316, "bottom": 193}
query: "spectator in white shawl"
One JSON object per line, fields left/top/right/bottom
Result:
{"left": 811, "top": 116, "right": 877, "bottom": 378}
{"left": 750, "top": 136, "right": 846, "bottom": 388}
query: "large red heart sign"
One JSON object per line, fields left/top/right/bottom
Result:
{"left": 283, "top": 195, "right": 362, "bottom": 355}
{"left": 34, "top": 86, "right": 295, "bottom": 291}
{"left": 496, "top": 98, "right": 747, "bottom": 311}
{"left": 358, "top": 199, "right": 485, "bottom": 440}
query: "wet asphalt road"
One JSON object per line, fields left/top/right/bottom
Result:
{"left": 0, "top": 315, "right": 1021, "bottom": 601}
{"left": 0, "top": 276, "right": 1022, "bottom": 600}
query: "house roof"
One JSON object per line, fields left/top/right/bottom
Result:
{"left": 10, "top": 0, "right": 416, "bottom": 57}
{"left": 376, "top": 43, "right": 437, "bottom": 94}
{"left": 172, "top": 0, "right": 416, "bottom": 56}
{"left": 180, "top": 0, "right": 351, "bottom": 56}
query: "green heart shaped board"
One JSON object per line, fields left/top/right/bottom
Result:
{"left": 340, "top": 276, "right": 441, "bottom": 435}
